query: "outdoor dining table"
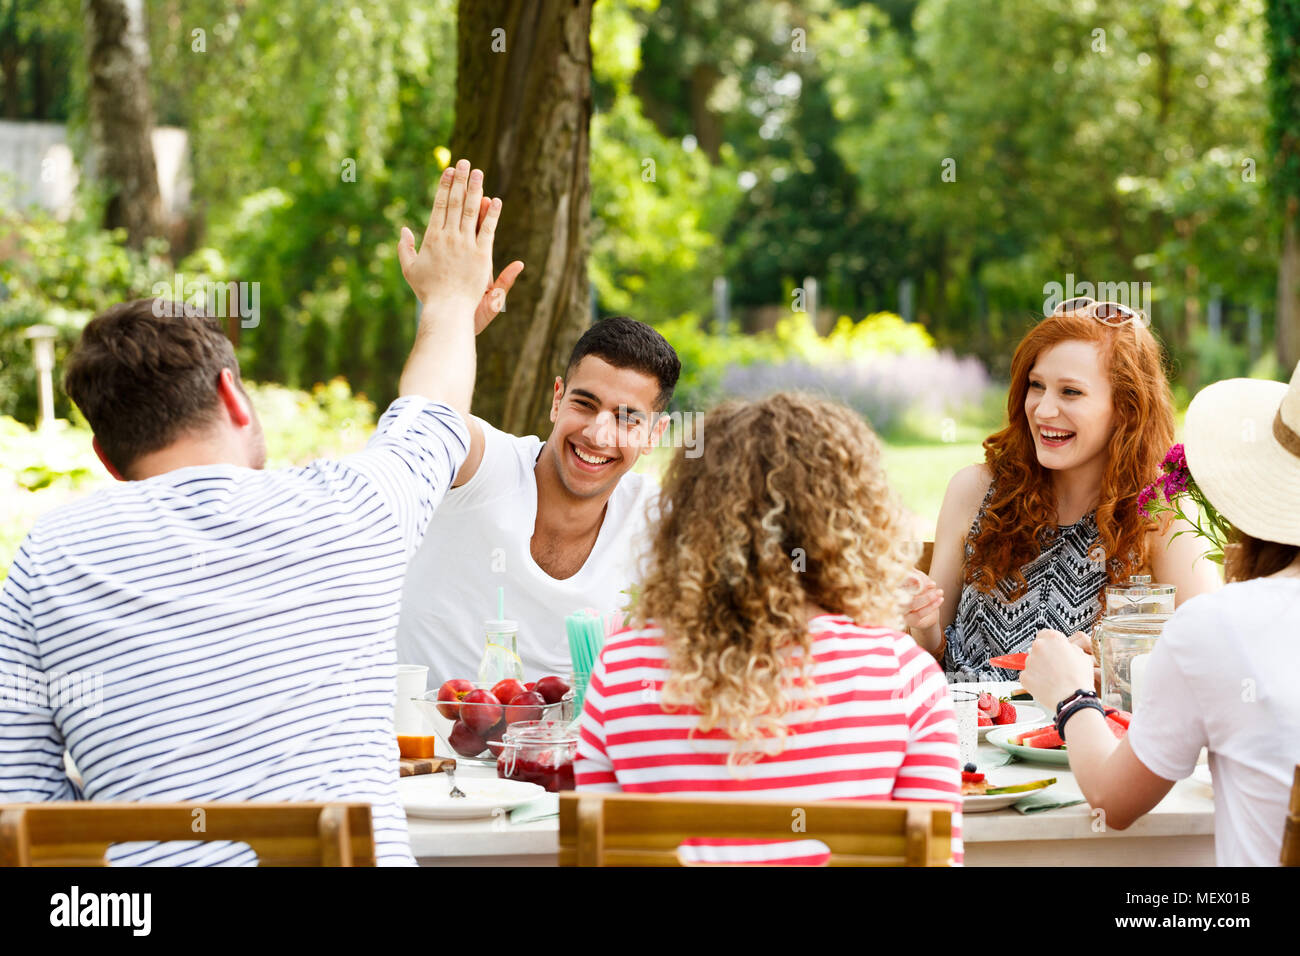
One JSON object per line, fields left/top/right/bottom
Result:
{"left": 405, "top": 738, "right": 1217, "bottom": 866}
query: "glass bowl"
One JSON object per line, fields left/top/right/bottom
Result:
{"left": 413, "top": 682, "right": 574, "bottom": 766}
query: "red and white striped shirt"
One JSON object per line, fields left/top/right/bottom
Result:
{"left": 575, "top": 615, "right": 963, "bottom": 865}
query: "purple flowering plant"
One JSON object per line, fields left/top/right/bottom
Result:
{"left": 1138, "top": 444, "right": 1233, "bottom": 564}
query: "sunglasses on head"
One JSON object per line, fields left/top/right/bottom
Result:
{"left": 1052, "top": 296, "right": 1147, "bottom": 327}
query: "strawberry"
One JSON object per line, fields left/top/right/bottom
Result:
{"left": 978, "top": 713, "right": 993, "bottom": 727}
{"left": 961, "top": 770, "right": 985, "bottom": 784}
{"left": 995, "top": 699, "right": 1017, "bottom": 725}
{"left": 977, "top": 692, "right": 999, "bottom": 717}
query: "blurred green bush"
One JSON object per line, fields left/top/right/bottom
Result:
{"left": 0, "top": 377, "right": 377, "bottom": 580}
{"left": 0, "top": 205, "right": 178, "bottom": 424}
{"left": 656, "top": 309, "right": 999, "bottom": 441}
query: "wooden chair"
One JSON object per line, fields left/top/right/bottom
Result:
{"left": 0, "top": 802, "right": 375, "bottom": 867}
{"left": 916, "top": 541, "right": 934, "bottom": 576}
{"left": 1282, "top": 765, "right": 1300, "bottom": 867}
{"left": 558, "top": 791, "right": 952, "bottom": 867}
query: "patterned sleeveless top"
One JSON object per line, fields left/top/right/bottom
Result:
{"left": 942, "top": 484, "right": 1111, "bottom": 682}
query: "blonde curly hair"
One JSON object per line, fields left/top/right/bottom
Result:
{"left": 633, "top": 392, "right": 918, "bottom": 769}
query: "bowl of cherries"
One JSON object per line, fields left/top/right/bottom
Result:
{"left": 416, "top": 675, "right": 573, "bottom": 766}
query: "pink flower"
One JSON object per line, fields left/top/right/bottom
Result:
{"left": 1137, "top": 483, "right": 1158, "bottom": 515}
{"left": 1160, "top": 469, "right": 1189, "bottom": 503}
{"left": 1162, "top": 443, "right": 1187, "bottom": 473}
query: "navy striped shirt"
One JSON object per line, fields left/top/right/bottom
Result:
{"left": 0, "top": 397, "right": 468, "bottom": 865}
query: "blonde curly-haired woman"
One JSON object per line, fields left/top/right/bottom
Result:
{"left": 574, "top": 392, "right": 963, "bottom": 864}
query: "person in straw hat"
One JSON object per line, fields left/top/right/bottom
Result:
{"left": 1021, "top": 363, "right": 1300, "bottom": 866}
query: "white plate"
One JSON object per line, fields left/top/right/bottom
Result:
{"left": 978, "top": 701, "right": 1048, "bottom": 739}
{"left": 985, "top": 725, "right": 1071, "bottom": 765}
{"left": 398, "top": 773, "right": 545, "bottom": 820}
{"left": 962, "top": 783, "right": 1055, "bottom": 813}
{"left": 949, "top": 680, "right": 1023, "bottom": 699}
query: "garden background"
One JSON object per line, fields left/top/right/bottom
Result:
{"left": 2, "top": 0, "right": 1298, "bottom": 576}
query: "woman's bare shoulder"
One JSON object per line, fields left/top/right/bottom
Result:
{"left": 935, "top": 463, "right": 993, "bottom": 544}
{"left": 944, "top": 463, "right": 993, "bottom": 510}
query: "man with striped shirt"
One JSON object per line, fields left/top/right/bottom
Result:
{"left": 0, "top": 159, "right": 512, "bottom": 865}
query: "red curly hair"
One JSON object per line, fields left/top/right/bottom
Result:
{"left": 966, "top": 311, "right": 1175, "bottom": 598}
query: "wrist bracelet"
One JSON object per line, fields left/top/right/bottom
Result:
{"left": 1056, "top": 698, "right": 1107, "bottom": 742}
{"left": 1055, "top": 688, "right": 1098, "bottom": 717}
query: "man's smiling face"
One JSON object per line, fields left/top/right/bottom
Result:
{"left": 543, "top": 355, "right": 667, "bottom": 500}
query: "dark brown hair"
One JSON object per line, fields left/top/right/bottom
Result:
{"left": 1225, "top": 532, "right": 1300, "bottom": 583}
{"left": 566, "top": 316, "right": 681, "bottom": 411}
{"left": 63, "top": 298, "right": 240, "bottom": 476}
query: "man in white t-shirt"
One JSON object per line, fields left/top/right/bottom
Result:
{"left": 395, "top": 316, "right": 679, "bottom": 682}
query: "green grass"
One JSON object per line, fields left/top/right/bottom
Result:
{"left": 634, "top": 430, "right": 983, "bottom": 538}
{"left": 881, "top": 440, "right": 984, "bottom": 533}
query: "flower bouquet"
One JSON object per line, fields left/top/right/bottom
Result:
{"left": 1138, "top": 444, "right": 1233, "bottom": 564}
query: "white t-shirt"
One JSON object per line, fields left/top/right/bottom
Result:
{"left": 1126, "top": 577, "right": 1300, "bottom": 866}
{"left": 395, "top": 416, "right": 659, "bottom": 684}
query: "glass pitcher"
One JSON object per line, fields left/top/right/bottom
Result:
{"left": 1104, "top": 574, "right": 1176, "bottom": 617}
{"left": 1092, "top": 574, "right": 1175, "bottom": 663}
{"left": 1095, "top": 612, "right": 1169, "bottom": 712}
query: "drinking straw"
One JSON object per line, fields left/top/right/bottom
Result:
{"left": 565, "top": 609, "right": 607, "bottom": 718}
{"left": 497, "top": 586, "right": 505, "bottom": 621}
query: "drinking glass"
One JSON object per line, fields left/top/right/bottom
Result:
{"left": 950, "top": 689, "right": 979, "bottom": 767}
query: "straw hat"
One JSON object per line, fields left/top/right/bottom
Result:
{"left": 1183, "top": 361, "right": 1300, "bottom": 547}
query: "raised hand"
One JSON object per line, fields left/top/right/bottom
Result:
{"left": 398, "top": 159, "right": 501, "bottom": 310}
{"left": 465, "top": 193, "right": 523, "bottom": 333}
{"left": 474, "top": 259, "right": 524, "bottom": 335}
{"left": 902, "top": 569, "right": 944, "bottom": 631}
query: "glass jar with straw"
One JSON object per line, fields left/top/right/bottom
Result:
{"left": 478, "top": 586, "right": 523, "bottom": 685}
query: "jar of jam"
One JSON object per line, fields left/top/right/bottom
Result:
{"left": 495, "top": 720, "right": 578, "bottom": 793}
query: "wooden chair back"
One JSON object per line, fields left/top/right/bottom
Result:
{"left": 0, "top": 802, "right": 375, "bottom": 867}
{"left": 559, "top": 791, "right": 952, "bottom": 867}
{"left": 1282, "top": 764, "right": 1300, "bottom": 866}
{"left": 916, "top": 541, "right": 934, "bottom": 576}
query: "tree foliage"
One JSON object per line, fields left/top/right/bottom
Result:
{"left": 0, "top": 0, "right": 1286, "bottom": 419}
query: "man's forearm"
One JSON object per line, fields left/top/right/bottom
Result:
{"left": 398, "top": 293, "right": 478, "bottom": 419}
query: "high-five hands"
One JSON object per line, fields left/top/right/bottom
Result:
{"left": 466, "top": 196, "right": 525, "bottom": 334}
{"left": 397, "top": 158, "right": 524, "bottom": 333}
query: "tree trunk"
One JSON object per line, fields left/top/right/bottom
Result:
{"left": 1, "top": 48, "right": 19, "bottom": 118}
{"left": 450, "top": 0, "right": 593, "bottom": 438}
{"left": 1268, "top": 0, "right": 1300, "bottom": 374}
{"left": 1279, "top": 200, "right": 1300, "bottom": 373}
{"left": 83, "top": 0, "right": 164, "bottom": 248}
{"left": 689, "top": 62, "right": 723, "bottom": 161}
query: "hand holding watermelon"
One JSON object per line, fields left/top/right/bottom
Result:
{"left": 1020, "top": 628, "right": 1096, "bottom": 711}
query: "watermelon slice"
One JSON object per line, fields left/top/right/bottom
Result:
{"left": 1106, "top": 709, "right": 1132, "bottom": 730}
{"left": 1011, "top": 726, "right": 1052, "bottom": 746}
{"left": 988, "top": 652, "right": 1028, "bottom": 671}
{"left": 1023, "top": 727, "right": 1064, "bottom": 749}
{"left": 1105, "top": 716, "right": 1127, "bottom": 739}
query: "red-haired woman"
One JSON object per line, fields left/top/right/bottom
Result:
{"left": 1022, "top": 364, "right": 1300, "bottom": 865}
{"left": 905, "top": 301, "right": 1221, "bottom": 680}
